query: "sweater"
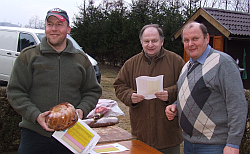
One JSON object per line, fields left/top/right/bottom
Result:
{"left": 7, "top": 37, "right": 102, "bottom": 137}
{"left": 176, "top": 47, "right": 248, "bottom": 146}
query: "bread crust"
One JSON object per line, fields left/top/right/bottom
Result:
{"left": 46, "top": 102, "right": 78, "bottom": 131}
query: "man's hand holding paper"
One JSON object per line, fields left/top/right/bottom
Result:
{"left": 131, "top": 93, "right": 145, "bottom": 104}
{"left": 136, "top": 75, "right": 164, "bottom": 100}
{"left": 155, "top": 90, "right": 168, "bottom": 101}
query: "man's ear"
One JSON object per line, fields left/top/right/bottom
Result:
{"left": 67, "top": 26, "right": 71, "bottom": 34}
{"left": 205, "top": 33, "right": 210, "bottom": 43}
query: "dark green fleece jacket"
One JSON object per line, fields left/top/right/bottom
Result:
{"left": 7, "top": 37, "right": 102, "bottom": 137}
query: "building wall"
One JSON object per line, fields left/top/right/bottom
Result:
{"left": 225, "top": 39, "right": 250, "bottom": 89}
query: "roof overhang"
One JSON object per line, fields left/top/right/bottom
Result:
{"left": 173, "top": 8, "right": 231, "bottom": 40}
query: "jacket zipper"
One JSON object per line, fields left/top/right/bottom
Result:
{"left": 57, "top": 54, "right": 61, "bottom": 104}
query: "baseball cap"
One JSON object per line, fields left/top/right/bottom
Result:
{"left": 46, "top": 8, "right": 69, "bottom": 23}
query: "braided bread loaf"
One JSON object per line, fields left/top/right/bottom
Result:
{"left": 46, "top": 102, "right": 78, "bottom": 131}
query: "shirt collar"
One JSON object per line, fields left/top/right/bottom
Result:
{"left": 190, "top": 45, "right": 211, "bottom": 65}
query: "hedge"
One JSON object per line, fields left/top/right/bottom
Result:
{"left": 0, "top": 87, "right": 21, "bottom": 153}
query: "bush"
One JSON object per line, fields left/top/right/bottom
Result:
{"left": 240, "top": 89, "right": 250, "bottom": 154}
{"left": 0, "top": 87, "right": 21, "bottom": 153}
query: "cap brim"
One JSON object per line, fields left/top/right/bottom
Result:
{"left": 47, "top": 14, "right": 66, "bottom": 22}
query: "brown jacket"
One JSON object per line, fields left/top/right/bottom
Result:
{"left": 113, "top": 47, "right": 185, "bottom": 150}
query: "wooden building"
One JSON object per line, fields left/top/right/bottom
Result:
{"left": 172, "top": 7, "right": 250, "bottom": 89}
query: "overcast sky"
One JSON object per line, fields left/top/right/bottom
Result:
{"left": 1, "top": 0, "right": 241, "bottom": 27}
{"left": 0, "top": 0, "right": 99, "bottom": 27}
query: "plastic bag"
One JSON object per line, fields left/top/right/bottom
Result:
{"left": 86, "top": 99, "right": 125, "bottom": 119}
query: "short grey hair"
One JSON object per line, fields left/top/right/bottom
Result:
{"left": 139, "top": 24, "right": 164, "bottom": 44}
{"left": 181, "top": 21, "right": 208, "bottom": 39}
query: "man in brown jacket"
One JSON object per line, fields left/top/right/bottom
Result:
{"left": 113, "top": 24, "right": 185, "bottom": 154}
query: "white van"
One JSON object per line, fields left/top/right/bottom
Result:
{"left": 0, "top": 26, "right": 101, "bottom": 85}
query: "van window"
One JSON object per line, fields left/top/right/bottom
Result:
{"left": 37, "top": 33, "right": 45, "bottom": 41}
{"left": 17, "top": 33, "right": 37, "bottom": 52}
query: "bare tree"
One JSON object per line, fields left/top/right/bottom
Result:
{"left": 233, "top": 0, "right": 241, "bottom": 11}
{"left": 236, "top": 0, "right": 249, "bottom": 12}
{"left": 211, "top": 0, "right": 218, "bottom": 7}
{"left": 224, "top": 0, "right": 249, "bottom": 12}
{"left": 25, "top": 15, "right": 44, "bottom": 29}
{"left": 191, "top": 0, "right": 249, "bottom": 12}
{"left": 202, "top": 0, "right": 209, "bottom": 7}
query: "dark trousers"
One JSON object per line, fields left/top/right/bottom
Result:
{"left": 159, "top": 144, "right": 180, "bottom": 154}
{"left": 184, "top": 139, "right": 225, "bottom": 154}
{"left": 18, "top": 128, "right": 73, "bottom": 154}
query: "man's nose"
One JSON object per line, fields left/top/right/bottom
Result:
{"left": 52, "top": 25, "right": 57, "bottom": 30}
{"left": 148, "top": 41, "right": 153, "bottom": 46}
{"left": 188, "top": 40, "right": 194, "bottom": 46}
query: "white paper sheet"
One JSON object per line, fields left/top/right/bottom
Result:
{"left": 52, "top": 119, "right": 100, "bottom": 154}
{"left": 90, "top": 143, "right": 129, "bottom": 154}
{"left": 136, "top": 75, "right": 164, "bottom": 100}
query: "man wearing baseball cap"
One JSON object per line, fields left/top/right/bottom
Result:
{"left": 7, "top": 8, "right": 102, "bottom": 154}
{"left": 46, "top": 8, "right": 69, "bottom": 23}
{"left": 44, "top": 8, "right": 71, "bottom": 51}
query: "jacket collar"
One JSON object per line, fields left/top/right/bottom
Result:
{"left": 142, "top": 47, "right": 165, "bottom": 62}
{"left": 40, "top": 37, "right": 78, "bottom": 54}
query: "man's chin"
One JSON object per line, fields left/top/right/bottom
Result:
{"left": 47, "top": 39, "right": 62, "bottom": 47}
{"left": 146, "top": 51, "right": 159, "bottom": 57}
